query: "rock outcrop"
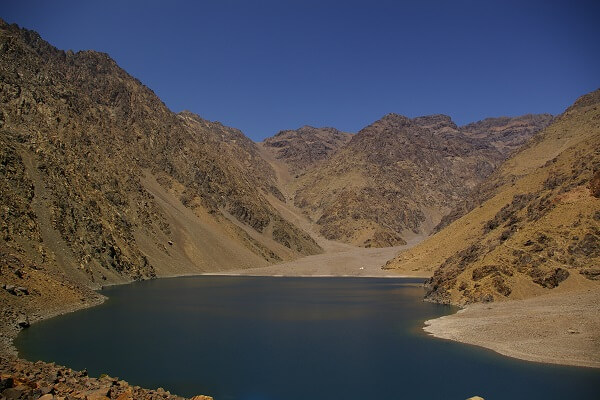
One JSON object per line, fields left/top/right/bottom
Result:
{"left": 461, "top": 114, "right": 554, "bottom": 155}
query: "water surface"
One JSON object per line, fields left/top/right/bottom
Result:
{"left": 16, "top": 276, "right": 599, "bottom": 399}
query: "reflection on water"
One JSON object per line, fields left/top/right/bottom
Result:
{"left": 16, "top": 276, "right": 600, "bottom": 400}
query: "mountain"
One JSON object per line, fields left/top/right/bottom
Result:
{"left": 292, "top": 113, "right": 551, "bottom": 247}
{"left": 461, "top": 114, "right": 554, "bottom": 155}
{"left": 434, "top": 114, "right": 554, "bottom": 231}
{"left": 0, "top": 19, "right": 322, "bottom": 347}
{"left": 384, "top": 89, "right": 600, "bottom": 305}
{"left": 260, "top": 126, "right": 352, "bottom": 176}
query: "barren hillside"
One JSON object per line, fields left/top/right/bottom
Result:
{"left": 293, "top": 113, "right": 551, "bottom": 247}
{"left": 384, "top": 89, "right": 600, "bottom": 305}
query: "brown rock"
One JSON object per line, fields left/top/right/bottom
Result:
{"left": 2, "top": 387, "right": 25, "bottom": 400}
{"left": 589, "top": 170, "right": 600, "bottom": 197}
{"left": 579, "top": 268, "right": 600, "bottom": 280}
{"left": 533, "top": 268, "right": 570, "bottom": 289}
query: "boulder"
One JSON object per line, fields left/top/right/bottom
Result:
{"left": 116, "top": 392, "right": 133, "bottom": 400}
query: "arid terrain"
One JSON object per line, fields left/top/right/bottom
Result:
{"left": 1, "top": 16, "right": 599, "bottom": 400}
{"left": 385, "top": 90, "right": 600, "bottom": 305}
{"left": 260, "top": 125, "right": 352, "bottom": 176}
{"left": 289, "top": 113, "right": 552, "bottom": 247}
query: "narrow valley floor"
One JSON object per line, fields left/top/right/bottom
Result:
{"left": 206, "top": 237, "right": 427, "bottom": 277}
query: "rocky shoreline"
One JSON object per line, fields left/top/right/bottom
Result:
{"left": 0, "top": 279, "right": 216, "bottom": 400}
{"left": 0, "top": 294, "right": 105, "bottom": 358}
{"left": 0, "top": 356, "right": 212, "bottom": 400}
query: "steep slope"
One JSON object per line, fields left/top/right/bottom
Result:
{"left": 384, "top": 89, "right": 600, "bottom": 305}
{"left": 260, "top": 126, "right": 352, "bottom": 176}
{"left": 434, "top": 114, "right": 554, "bottom": 231}
{"left": 293, "top": 113, "right": 549, "bottom": 247}
{"left": 0, "top": 19, "right": 321, "bottom": 345}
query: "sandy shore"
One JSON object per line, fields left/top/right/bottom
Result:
{"left": 211, "top": 237, "right": 429, "bottom": 278}
{"left": 424, "top": 287, "right": 600, "bottom": 368}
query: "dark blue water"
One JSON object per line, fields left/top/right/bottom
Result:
{"left": 16, "top": 276, "right": 599, "bottom": 399}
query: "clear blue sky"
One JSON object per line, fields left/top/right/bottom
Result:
{"left": 2, "top": 0, "right": 599, "bottom": 141}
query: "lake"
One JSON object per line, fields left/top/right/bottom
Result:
{"left": 16, "top": 276, "right": 600, "bottom": 399}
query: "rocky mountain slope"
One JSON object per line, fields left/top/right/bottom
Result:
{"left": 461, "top": 114, "right": 554, "bottom": 155}
{"left": 384, "top": 89, "right": 600, "bottom": 305}
{"left": 260, "top": 126, "right": 352, "bottom": 176}
{"left": 0, "top": 19, "right": 321, "bottom": 347}
{"left": 293, "top": 113, "right": 552, "bottom": 247}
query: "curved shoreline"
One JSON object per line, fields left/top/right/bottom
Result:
{"left": 4, "top": 246, "right": 598, "bottom": 400}
{"left": 423, "top": 287, "right": 600, "bottom": 369}
{"left": 6, "top": 271, "right": 599, "bottom": 371}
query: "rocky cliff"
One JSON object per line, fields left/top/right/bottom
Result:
{"left": 384, "top": 89, "right": 600, "bottom": 305}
